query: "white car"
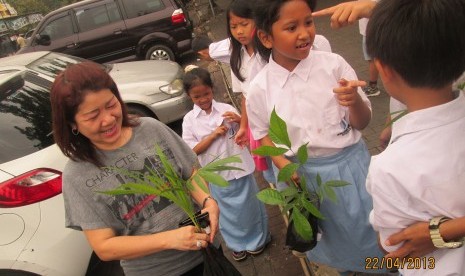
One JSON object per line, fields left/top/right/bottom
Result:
{"left": 0, "top": 51, "right": 192, "bottom": 275}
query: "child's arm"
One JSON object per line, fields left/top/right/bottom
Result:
{"left": 333, "top": 78, "right": 371, "bottom": 130}
{"left": 192, "top": 125, "right": 228, "bottom": 155}
{"left": 234, "top": 95, "right": 249, "bottom": 147}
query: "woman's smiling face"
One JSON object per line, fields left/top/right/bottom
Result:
{"left": 73, "top": 88, "right": 125, "bottom": 150}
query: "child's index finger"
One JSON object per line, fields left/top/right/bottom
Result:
{"left": 338, "top": 78, "right": 366, "bottom": 88}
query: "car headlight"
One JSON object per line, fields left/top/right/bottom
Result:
{"left": 159, "top": 78, "right": 184, "bottom": 96}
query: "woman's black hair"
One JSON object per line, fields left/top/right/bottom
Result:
{"left": 183, "top": 67, "right": 214, "bottom": 94}
{"left": 254, "top": 0, "right": 317, "bottom": 61}
{"left": 226, "top": 0, "right": 255, "bottom": 82}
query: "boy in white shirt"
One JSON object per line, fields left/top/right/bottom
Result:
{"left": 365, "top": 0, "right": 465, "bottom": 275}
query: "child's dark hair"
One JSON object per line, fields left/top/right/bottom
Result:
{"left": 227, "top": 0, "right": 255, "bottom": 82}
{"left": 183, "top": 67, "right": 213, "bottom": 93}
{"left": 192, "top": 35, "right": 212, "bottom": 53}
{"left": 254, "top": 0, "right": 317, "bottom": 61}
{"left": 366, "top": 0, "right": 465, "bottom": 89}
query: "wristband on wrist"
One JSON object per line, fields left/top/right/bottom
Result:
{"left": 429, "top": 216, "right": 464, "bottom": 249}
{"left": 202, "top": 196, "right": 217, "bottom": 208}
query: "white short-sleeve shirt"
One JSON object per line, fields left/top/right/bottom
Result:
{"left": 182, "top": 100, "right": 255, "bottom": 180}
{"left": 366, "top": 91, "right": 465, "bottom": 275}
{"left": 246, "top": 50, "right": 371, "bottom": 157}
{"left": 230, "top": 35, "right": 332, "bottom": 97}
{"left": 209, "top": 38, "right": 230, "bottom": 64}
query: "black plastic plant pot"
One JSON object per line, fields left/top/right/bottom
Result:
{"left": 179, "top": 211, "right": 211, "bottom": 234}
{"left": 285, "top": 193, "right": 320, "bottom": 253}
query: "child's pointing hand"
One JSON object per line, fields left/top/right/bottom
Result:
{"left": 333, "top": 78, "right": 366, "bottom": 107}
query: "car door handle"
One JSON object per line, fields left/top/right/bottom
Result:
{"left": 114, "top": 29, "right": 122, "bottom": 35}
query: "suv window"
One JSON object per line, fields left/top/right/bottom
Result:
{"left": 123, "top": 0, "right": 165, "bottom": 18}
{"left": 0, "top": 72, "right": 54, "bottom": 163}
{"left": 75, "top": 2, "right": 123, "bottom": 32}
{"left": 39, "top": 14, "right": 74, "bottom": 40}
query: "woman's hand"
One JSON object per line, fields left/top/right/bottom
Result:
{"left": 171, "top": 225, "right": 211, "bottom": 251}
{"left": 202, "top": 198, "right": 220, "bottom": 243}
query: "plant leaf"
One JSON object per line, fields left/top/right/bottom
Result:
{"left": 191, "top": 173, "right": 209, "bottom": 193}
{"left": 277, "top": 163, "right": 299, "bottom": 182}
{"left": 296, "top": 143, "right": 308, "bottom": 165}
{"left": 280, "top": 186, "right": 299, "bottom": 198}
{"left": 325, "top": 180, "right": 350, "bottom": 187}
{"left": 323, "top": 184, "right": 338, "bottom": 203}
{"left": 268, "top": 107, "right": 291, "bottom": 148}
{"left": 316, "top": 173, "right": 322, "bottom": 187}
{"left": 99, "top": 183, "right": 161, "bottom": 196}
{"left": 203, "top": 155, "right": 242, "bottom": 171}
{"left": 291, "top": 208, "right": 313, "bottom": 241}
{"left": 252, "top": 146, "right": 288, "bottom": 156}
{"left": 198, "top": 170, "right": 229, "bottom": 187}
{"left": 300, "top": 196, "right": 324, "bottom": 219}
{"left": 256, "top": 188, "right": 286, "bottom": 205}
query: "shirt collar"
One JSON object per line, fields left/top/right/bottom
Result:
{"left": 268, "top": 51, "right": 313, "bottom": 88}
{"left": 193, "top": 99, "right": 220, "bottom": 117}
{"left": 391, "top": 90, "right": 465, "bottom": 144}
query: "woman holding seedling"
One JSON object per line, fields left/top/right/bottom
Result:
{"left": 50, "top": 61, "right": 219, "bottom": 276}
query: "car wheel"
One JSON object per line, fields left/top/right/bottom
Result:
{"left": 127, "top": 105, "right": 155, "bottom": 118}
{"left": 145, "top": 44, "right": 175, "bottom": 61}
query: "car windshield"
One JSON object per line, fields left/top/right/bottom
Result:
{"left": 26, "top": 52, "right": 110, "bottom": 78}
{"left": 0, "top": 71, "right": 54, "bottom": 163}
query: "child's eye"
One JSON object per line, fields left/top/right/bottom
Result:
{"left": 305, "top": 19, "right": 314, "bottom": 27}
{"left": 287, "top": 25, "right": 296, "bottom": 32}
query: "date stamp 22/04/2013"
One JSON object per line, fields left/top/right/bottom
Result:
{"left": 365, "top": 257, "right": 435, "bottom": 270}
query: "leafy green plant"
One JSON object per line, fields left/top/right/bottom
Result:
{"left": 99, "top": 145, "right": 242, "bottom": 230}
{"left": 252, "top": 108, "right": 349, "bottom": 242}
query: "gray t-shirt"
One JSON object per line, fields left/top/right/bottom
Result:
{"left": 63, "top": 118, "right": 202, "bottom": 276}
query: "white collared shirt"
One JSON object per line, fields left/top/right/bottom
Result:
{"left": 231, "top": 45, "right": 267, "bottom": 98}
{"left": 247, "top": 50, "right": 371, "bottom": 157}
{"left": 182, "top": 100, "right": 255, "bottom": 180}
{"left": 366, "top": 91, "right": 465, "bottom": 275}
{"left": 229, "top": 35, "right": 332, "bottom": 98}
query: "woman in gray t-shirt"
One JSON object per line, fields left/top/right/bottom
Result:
{"left": 50, "top": 61, "right": 219, "bottom": 276}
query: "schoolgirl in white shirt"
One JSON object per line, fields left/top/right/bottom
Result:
{"left": 181, "top": 67, "right": 270, "bottom": 262}
{"left": 247, "top": 0, "right": 387, "bottom": 274}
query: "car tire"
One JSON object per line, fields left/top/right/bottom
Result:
{"left": 127, "top": 105, "right": 155, "bottom": 118}
{"left": 145, "top": 44, "right": 175, "bottom": 61}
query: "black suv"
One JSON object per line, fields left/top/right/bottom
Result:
{"left": 18, "top": 0, "right": 193, "bottom": 63}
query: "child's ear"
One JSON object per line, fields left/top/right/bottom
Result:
{"left": 257, "top": 30, "right": 273, "bottom": 49}
{"left": 374, "top": 59, "right": 394, "bottom": 82}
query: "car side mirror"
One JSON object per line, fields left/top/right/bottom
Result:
{"left": 35, "top": 34, "right": 51, "bottom": 46}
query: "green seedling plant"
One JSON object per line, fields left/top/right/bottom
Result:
{"left": 100, "top": 144, "right": 242, "bottom": 231}
{"left": 252, "top": 108, "right": 350, "bottom": 242}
